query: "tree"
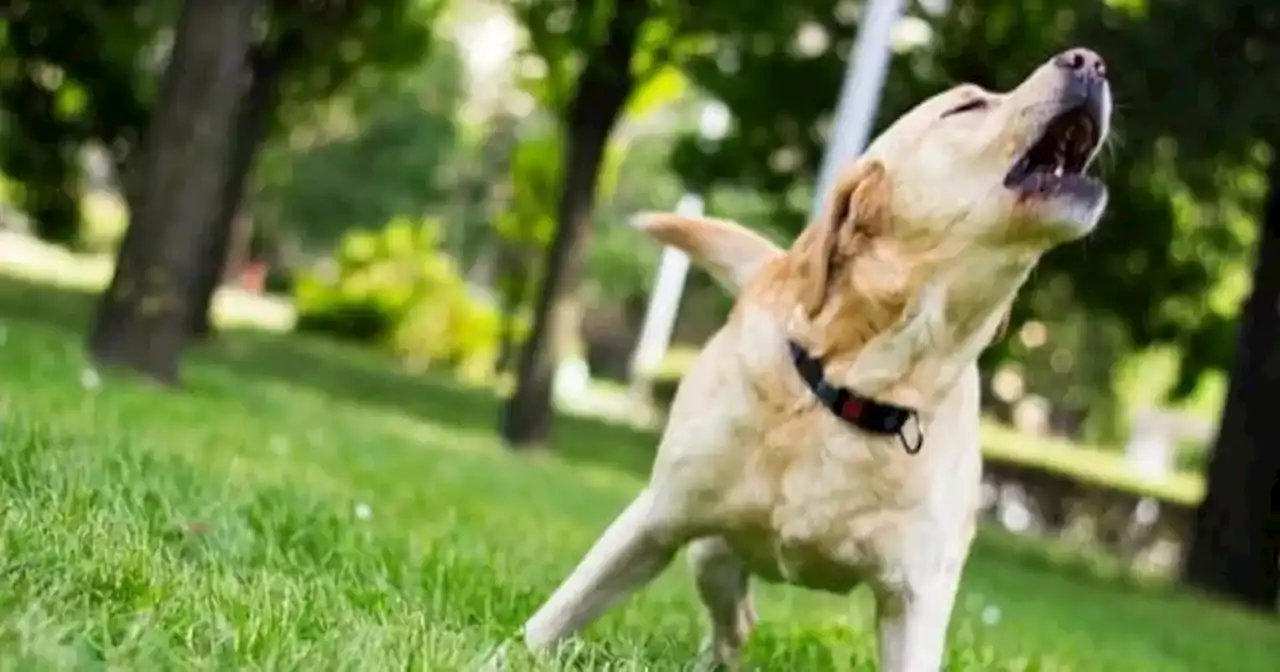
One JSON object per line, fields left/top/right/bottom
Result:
{"left": 182, "top": 13, "right": 312, "bottom": 340}
{"left": 1182, "top": 154, "right": 1280, "bottom": 612}
{"left": 183, "top": 0, "right": 441, "bottom": 339}
{"left": 499, "top": 0, "right": 683, "bottom": 447}
{"left": 87, "top": 0, "right": 260, "bottom": 383}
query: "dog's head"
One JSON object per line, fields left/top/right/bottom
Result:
{"left": 633, "top": 48, "right": 1113, "bottom": 360}
{"left": 792, "top": 47, "right": 1112, "bottom": 318}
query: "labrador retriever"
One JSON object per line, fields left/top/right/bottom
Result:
{"left": 520, "top": 47, "right": 1112, "bottom": 671}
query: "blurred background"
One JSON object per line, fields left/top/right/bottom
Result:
{"left": 0, "top": 0, "right": 1276, "bottom": 669}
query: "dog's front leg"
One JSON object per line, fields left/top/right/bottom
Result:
{"left": 872, "top": 567, "right": 963, "bottom": 672}
{"left": 523, "top": 488, "right": 684, "bottom": 651}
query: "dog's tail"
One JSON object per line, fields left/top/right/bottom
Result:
{"left": 632, "top": 212, "right": 784, "bottom": 296}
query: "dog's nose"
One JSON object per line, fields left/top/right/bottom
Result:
{"left": 1053, "top": 47, "right": 1106, "bottom": 79}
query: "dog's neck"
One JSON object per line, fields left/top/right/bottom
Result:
{"left": 764, "top": 239, "right": 1041, "bottom": 412}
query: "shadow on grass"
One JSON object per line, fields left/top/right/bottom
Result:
{"left": 0, "top": 274, "right": 1196, "bottom": 598}
{"left": 205, "top": 328, "right": 663, "bottom": 477}
{"left": 0, "top": 275, "right": 94, "bottom": 333}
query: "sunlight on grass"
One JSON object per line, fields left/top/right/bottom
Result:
{"left": 980, "top": 424, "right": 1203, "bottom": 506}
{"left": 0, "top": 231, "right": 294, "bottom": 332}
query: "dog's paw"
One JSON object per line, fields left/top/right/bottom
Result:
{"left": 694, "top": 637, "right": 743, "bottom": 672}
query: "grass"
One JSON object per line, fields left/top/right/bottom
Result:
{"left": 1, "top": 275, "right": 1278, "bottom": 670}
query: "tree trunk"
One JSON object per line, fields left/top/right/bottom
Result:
{"left": 1181, "top": 155, "right": 1280, "bottom": 612}
{"left": 498, "top": 0, "right": 647, "bottom": 448}
{"left": 185, "top": 43, "right": 290, "bottom": 340}
{"left": 495, "top": 240, "right": 531, "bottom": 375}
{"left": 87, "top": 0, "right": 260, "bottom": 384}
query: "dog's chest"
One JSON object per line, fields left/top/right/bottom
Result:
{"left": 726, "top": 524, "right": 888, "bottom": 594}
{"left": 717, "top": 414, "right": 954, "bottom": 593}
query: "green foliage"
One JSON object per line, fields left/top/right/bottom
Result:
{"left": 489, "top": 127, "right": 567, "bottom": 336}
{"left": 586, "top": 122, "right": 685, "bottom": 302}
{"left": 499, "top": 129, "right": 568, "bottom": 250}
{"left": 0, "top": 0, "right": 444, "bottom": 248}
{"left": 0, "top": 1, "right": 166, "bottom": 245}
{"left": 491, "top": 0, "right": 697, "bottom": 295}
{"left": 511, "top": 0, "right": 690, "bottom": 116}
{"left": 293, "top": 216, "right": 504, "bottom": 383}
{"left": 492, "top": 123, "right": 635, "bottom": 325}
{"left": 494, "top": 0, "right": 701, "bottom": 303}
{"left": 0, "top": 279, "right": 1278, "bottom": 670}
{"left": 255, "top": 37, "right": 464, "bottom": 247}
{"left": 267, "top": 0, "right": 443, "bottom": 119}
{"left": 486, "top": 45, "right": 696, "bottom": 332}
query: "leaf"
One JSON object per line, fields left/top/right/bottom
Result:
{"left": 624, "top": 65, "right": 688, "bottom": 120}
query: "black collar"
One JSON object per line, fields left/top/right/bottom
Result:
{"left": 788, "top": 340, "right": 924, "bottom": 454}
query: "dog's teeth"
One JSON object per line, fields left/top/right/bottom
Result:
{"left": 1054, "top": 165, "right": 1064, "bottom": 177}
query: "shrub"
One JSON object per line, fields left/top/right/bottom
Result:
{"left": 293, "top": 216, "right": 504, "bottom": 384}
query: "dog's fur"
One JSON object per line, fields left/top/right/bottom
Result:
{"left": 520, "top": 49, "right": 1112, "bottom": 671}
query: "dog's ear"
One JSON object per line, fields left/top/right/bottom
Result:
{"left": 633, "top": 212, "right": 784, "bottom": 295}
{"left": 791, "top": 159, "right": 892, "bottom": 315}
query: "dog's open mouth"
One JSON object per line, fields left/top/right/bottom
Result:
{"left": 1003, "top": 104, "right": 1102, "bottom": 196}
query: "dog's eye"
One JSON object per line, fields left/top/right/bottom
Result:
{"left": 942, "top": 98, "right": 988, "bottom": 117}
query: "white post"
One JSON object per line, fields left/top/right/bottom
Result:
{"left": 628, "top": 102, "right": 730, "bottom": 389}
{"left": 810, "top": 0, "right": 906, "bottom": 217}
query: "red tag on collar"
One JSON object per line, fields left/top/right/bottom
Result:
{"left": 840, "top": 398, "right": 864, "bottom": 421}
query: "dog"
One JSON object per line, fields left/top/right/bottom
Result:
{"left": 520, "top": 48, "right": 1112, "bottom": 671}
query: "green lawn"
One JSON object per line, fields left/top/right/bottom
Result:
{"left": 0, "top": 276, "right": 1276, "bottom": 671}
